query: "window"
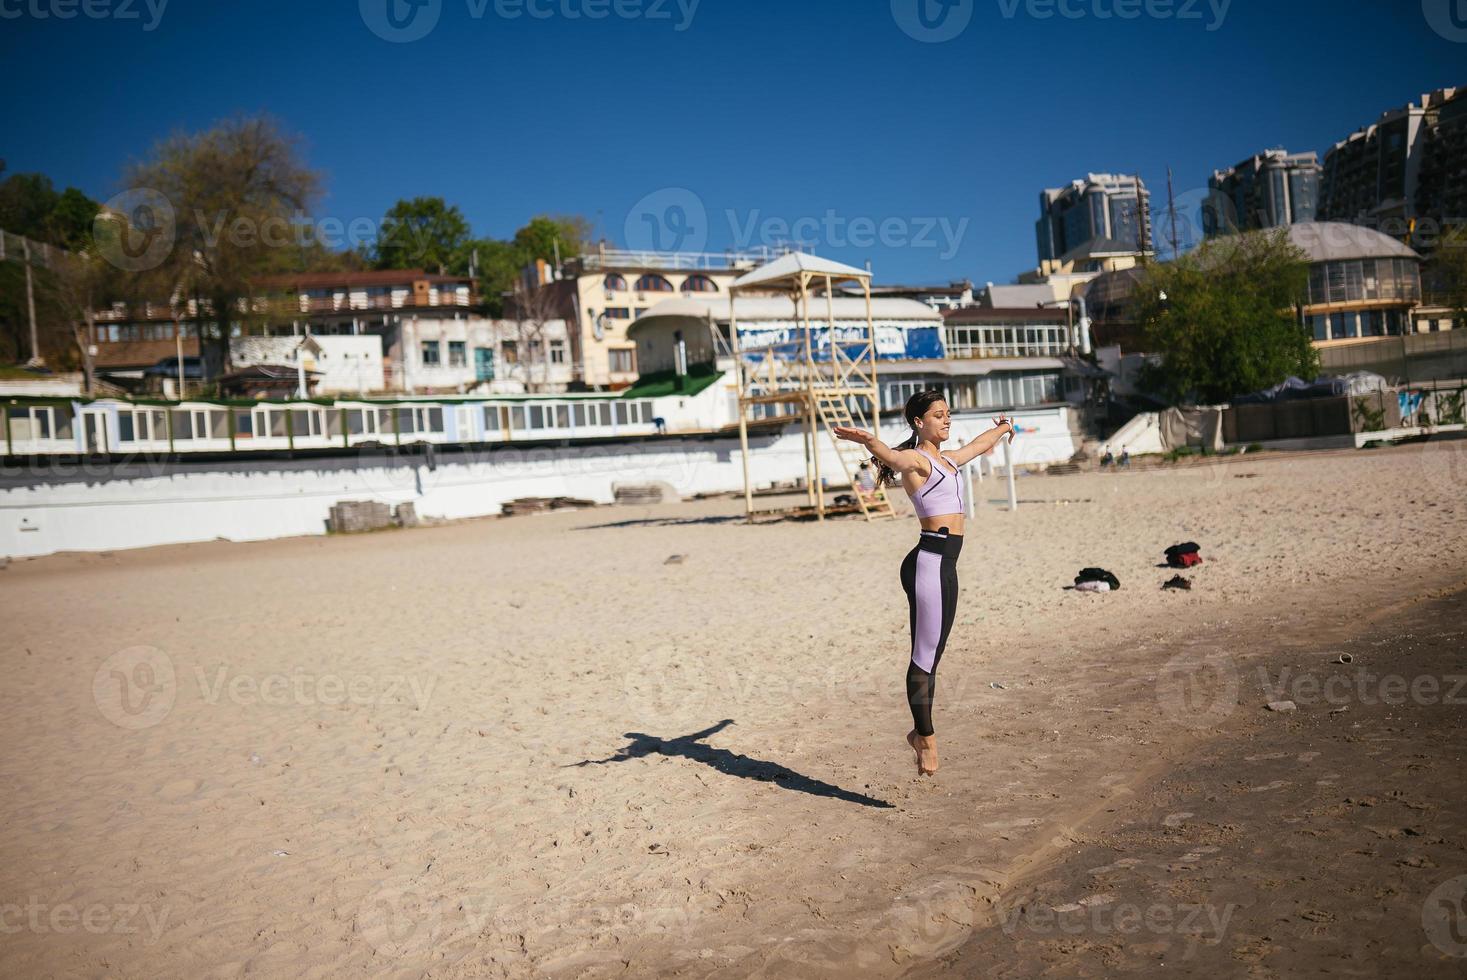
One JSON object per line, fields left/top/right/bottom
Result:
{"left": 603, "top": 307, "right": 630, "bottom": 319}
{"left": 604, "top": 274, "right": 627, "bottom": 291}
{"left": 449, "top": 341, "right": 466, "bottom": 366}
{"left": 345, "top": 409, "right": 377, "bottom": 436}
{"left": 501, "top": 340, "right": 518, "bottom": 364}
{"left": 556, "top": 405, "right": 569, "bottom": 428}
{"left": 681, "top": 274, "right": 717, "bottom": 293}
{"left": 635, "top": 274, "right": 673, "bottom": 292}
{"left": 291, "top": 408, "right": 325, "bottom": 438}
{"left": 529, "top": 405, "right": 545, "bottom": 429}
{"left": 615, "top": 402, "right": 629, "bottom": 425}
{"left": 421, "top": 340, "right": 441, "bottom": 366}
{"left": 609, "top": 348, "right": 635, "bottom": 373}
{"left": 550, "top": 340, "right": 566, "bottom": 363}
{"left": 509, "top": 406, "right": 526, "bottom": 430}
{"left": 482, "top": 406, "right": 500, "bottom": 432}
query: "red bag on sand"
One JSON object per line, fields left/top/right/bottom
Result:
{"left": 1177, "top": 552, "right": 1203, "bottom": 568}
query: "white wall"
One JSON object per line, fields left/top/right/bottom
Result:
{"left": 230, "top": 335, "right": 386, "bottom": 394}
{"left": 0, "top": 407, "right": 1079, "bottom": 558}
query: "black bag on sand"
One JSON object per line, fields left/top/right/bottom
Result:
{"left": 1164, "top": 542, "right": 1200, "bottom": 568}
{"left": 1075, "top": 567, "right": 1121, "bottom": 590}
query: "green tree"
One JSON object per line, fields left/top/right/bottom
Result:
{"left": 0, "top": 169, "right": 103, "bottom": 366}
{"left": 122, "top": 114, "right": 322, "bottom": 376}
{"left": 511, "top": 214, "right": 590, "bottom": 266}
{"left": 1427, "top": 224, "right": 1467, "bottom": 332}
{"left": 468, "top": 237, "right": 522, "bottom": 316}
{"left": 470, "top": 214, "right": 589, "bottom": 315}
{"left": 1133, "top": 229, "right": 1317, "bottom": 404}
{"left": 0, "top": 171, "right": 100, "bottom": 248}
{"left": 372, "top": 196, "right": 471, "bottom": 273}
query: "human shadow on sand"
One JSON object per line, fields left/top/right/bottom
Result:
{"left": 573, "top": 515, "right": 744, "bottom": 530}
{"left": 566, "top": 719, "right": 893, "bottom": 809}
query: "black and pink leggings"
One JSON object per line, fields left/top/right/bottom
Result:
{"left": 901, "top": 528, "right": 962, "bottom": 737}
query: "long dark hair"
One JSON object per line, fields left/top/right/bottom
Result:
{"left": 873, "top": 389, "right": 947, "bottom": 487}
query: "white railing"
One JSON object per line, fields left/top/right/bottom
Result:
{"left": 579, "top": 245, "right": 797, "bottom": 272}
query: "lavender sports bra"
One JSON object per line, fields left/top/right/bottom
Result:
{"left": 910, "top": 449, "right": 964, "bottom": 518}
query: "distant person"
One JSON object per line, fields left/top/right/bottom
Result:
{"left": 652, "top": 416, "right": 666, "bottom": 435}
{"left": 834, "top": 390, "right": 1015, "bottom": 778}
{"left": 1119, "top": 446, "right": 1130, "bottom": 468}
{"left": 854, "top": 461, "right": 877, "bottom": 503}
{"left": 1100, "top": 445, "right": 1114, "bottom": 468}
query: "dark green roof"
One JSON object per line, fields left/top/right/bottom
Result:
{"left": 617, "top": 364, "right": 723, "bottom": 399}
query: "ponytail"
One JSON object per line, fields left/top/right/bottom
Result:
{"left": 873, "top": 430, "right": 918, "bottom": 488}
{"left": 872, "top": 388, "right": 947, "bottom": 488}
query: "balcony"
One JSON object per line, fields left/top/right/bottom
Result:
{"left": 577, "top": 245, "right": 797, "bottom": 273}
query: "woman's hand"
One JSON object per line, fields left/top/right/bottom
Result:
{"left": 992, "top": 416, "right": 1017, "bottom": 441}
{"left": 833, "top": 425, "right": 874, "bottom": 445}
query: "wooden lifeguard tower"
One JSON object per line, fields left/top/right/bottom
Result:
{"left": 730, "top": 252, "right": 895, "bottom": 523}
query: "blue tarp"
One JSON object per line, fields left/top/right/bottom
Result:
{"left": 1232, "top": 376, "right": 1348, "bottom": 404}
{"left": 737, "top": 324, "right": 944, "bottom": 362}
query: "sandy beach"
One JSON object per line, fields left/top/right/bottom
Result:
{"left": 2, "top": 441, "right": 1465, "bottom": 978}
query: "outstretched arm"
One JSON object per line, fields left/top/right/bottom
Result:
{"left": 946, "top": 416, "right": 1015, "bottom": 467}
{"left": 832, "top": 426, "right": 927, "bottom": 477}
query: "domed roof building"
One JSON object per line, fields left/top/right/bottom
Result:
{"left": 1284, "top": 221, "right": 1422, "bottom": 342}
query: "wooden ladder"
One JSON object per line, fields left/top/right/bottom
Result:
{"left": 812, "top": 391, "right": 896, "bottom": 521}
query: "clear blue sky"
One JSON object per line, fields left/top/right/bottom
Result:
{"left": 1, "top": 0, "right": 1461, "bottom": 283}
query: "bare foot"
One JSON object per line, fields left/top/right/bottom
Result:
{"left": 906, "top": 730, "right": 939, "bottom": 776}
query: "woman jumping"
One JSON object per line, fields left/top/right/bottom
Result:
{"left": 835, "top": 390, "right": 1015, "bottom": 776}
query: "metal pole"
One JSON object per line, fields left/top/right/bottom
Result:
{"left": 21, "top": 238, "right": 42, "bottom": 368}
{"left": 732, "top": 289, "right": 754, "bottom": 521}
{"left": 1003, "top": 437, "right": 1018, "bottom": 511}
{"left": 175, "top": 319, "right": 186, "bottom": 399}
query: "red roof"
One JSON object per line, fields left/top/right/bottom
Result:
{"left": 252, "top": 269, "right": 472, "bottom": 289}
{"left": 942, "top": 306, "right": 1068, "bottom": 324}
